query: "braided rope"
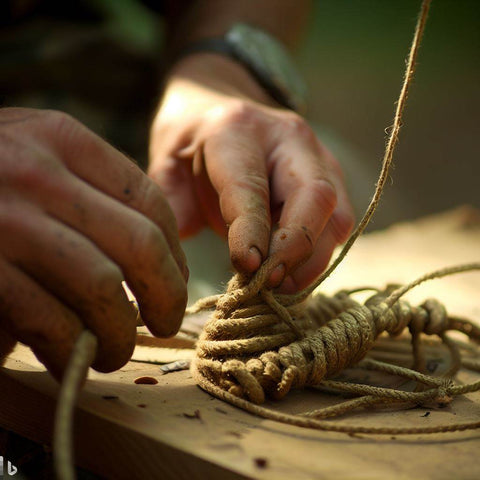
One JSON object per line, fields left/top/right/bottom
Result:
{"left": 190, "top": 264, "right": 480, "bottom": 433}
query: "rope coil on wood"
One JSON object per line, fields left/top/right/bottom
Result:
{"left": 189, "top": 263, "right": 480, "bottom": 431}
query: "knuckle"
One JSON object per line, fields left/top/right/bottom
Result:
{"left": 124, "top": 174, "right": 166, "bottom": 216}
{"left": 44, "top": 109, "right": 78, "bottom": 134}
{"left": 129, "top": 219, "right": 169, "bottom": 269}
{"left": 10, "top": 153, "right": 63, "bottom": 190}
{"left": 150, "top": 157, "right": 179, "bottom": 194}
{"left": 220, "top": 173, "right": 270, "bottom": 225}
{"left": 235, "top": 173, "right": 270, "bottom": 204}
{"left": 43, "top": 110, "right": 92, "bottom": 160}
{"left": 0, "top": 201, "right": 39, "bottom": 236}
{"left": 0, "top": 113, "right": 66, "bottom": 190}
{"left": 326, "top": 154, "right": 345, "bottom": 180}
{"left": 309, "top": 178, "right": 338, "bottom": 213}
{"left": 216, "top": 99, "right": 258, "bottom": 126}
{"left": 332, "top": 208, "right": 355, "bottom": 242}
{"left": 0, "top": 140, "right": 64, "bottom": 193}
{"left": 281, "top": 113, "right": 315, "bottom": 141}
{"left": 137, "top": 178, "right": 165, "bottom": 213}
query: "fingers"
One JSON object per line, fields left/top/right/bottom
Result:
{"left": 266, "top": 122, "right": 354, "bottom": 289}
{"left": 203, "top": 125, "right": 271, "bottom": 273}
{"left": 5, "top": 110, "right": 188, "bottom": 337}
{"left": 17, "top": 165, "right": 188, "bottom": 338}
{"left": 33, "top": 110, "right": 188, "bottom": 280}
{"left": 148, "top": 154, "right": 204, "bottom": 238}
{"left": 266, "top": 130, "right": 336, "bottom": 285}
{"left": 0, "top": 108, "right": 189, "bottom": 381}
{"left": 0, "top": 258, "right": 83, "bottom": 381}
{"left": 276, "top": 217, "right": 339, "bottom": 294}
{"left": 149, "top": 96, "right": 353, "bottom": 294}
{"left": 0, "top": 201, "right": 138, "bottom": 373}
{"left": 190, "top": 148, "right": 228, "bottom": 239}
{"left": 149, "top": 115, "right": 205, "bottom": 238}
{"left": 277, "top": 169, "right": 354, "bottom": 292}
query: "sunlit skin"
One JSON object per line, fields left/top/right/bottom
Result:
{"left": 150, "top": 53, "right": 354, "bottom": 293}
{"left": 0, "top": 109, "right": 188, "bottom": 380}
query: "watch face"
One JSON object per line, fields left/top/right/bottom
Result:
{"left": 227, "top": 23, "right": 307, "bottom": 113}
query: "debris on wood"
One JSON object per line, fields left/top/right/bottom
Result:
{"left": 160, "top": 360, "right": 191, "bottom": 374}
{"left": 183, "top": 409, "right": 202, "bottom": 420}
{"left": 134, "top": 376, "right": 158, "bottom": 385}
{"left": 254, "top": 458, "right": 268, "bottom": 469}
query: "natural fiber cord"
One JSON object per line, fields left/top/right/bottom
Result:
{"left": 54, "top": 330, "right": 98, "bottom": 480}
{"left": 190, "top": 263, "right": 480, "bottom": 433}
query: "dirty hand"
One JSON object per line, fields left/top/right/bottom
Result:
{"left": 149, "top": 54, "right": 354, "bottom": 293}
{"left": 0, "top": 108, "right": 188, "bottom": 380}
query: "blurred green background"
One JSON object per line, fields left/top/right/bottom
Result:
{"left": 299, "top": 0, "right": 479, "bottom": 228}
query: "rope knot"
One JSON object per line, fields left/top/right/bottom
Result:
{"left": 435, "top": 385, "right": 453, "bottom": 406}
{"left": 410, "top": 298, "right": 449, "bottom": 336}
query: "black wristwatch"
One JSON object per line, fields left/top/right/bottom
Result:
{"left": 176, "top": 23, "right": 308, "bottom": 114}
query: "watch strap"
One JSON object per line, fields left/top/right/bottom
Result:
{"left": 176, "top": 37, "right": 300, "bottom": 111}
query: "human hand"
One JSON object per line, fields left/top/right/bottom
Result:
{"left": 149, "top": 54, "right": 354, "bottom": 293}
{"left": 0, "top": 108, "right": 188, "bottom": 380}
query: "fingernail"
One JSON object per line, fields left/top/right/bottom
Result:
{"left": 247, "top": 246, "right": 262, "bottom": 271}
{"left": 268, "top": 264, "right": 285, "bottom": 288}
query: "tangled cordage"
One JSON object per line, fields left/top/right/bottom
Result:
{"left": 191, "top": 266, "right": 480, "bottom": 405}
{"left": 188, "top": 262, "right": 480, "bottom": 434}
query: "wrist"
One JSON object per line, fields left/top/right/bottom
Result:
{"left": 166, "top": 52, "right": 280, "bottom": 108}
{"left": 168, "top": 23, "right": 307, "bottom": 113}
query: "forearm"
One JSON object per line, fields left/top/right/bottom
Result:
{"left": 160, "top": 0, "right": 312, "bottom": 109}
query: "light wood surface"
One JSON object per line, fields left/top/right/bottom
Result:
{"left": 1, "top": 206, "right": 479, "bottom": 480}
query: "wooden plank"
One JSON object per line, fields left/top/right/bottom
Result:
{"left": 1, "top": 206, "right": 480, "bottom": 479}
